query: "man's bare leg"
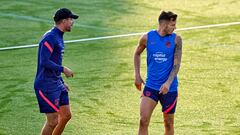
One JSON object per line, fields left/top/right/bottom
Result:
{"left": 52, "top": 105, "right": 72, "bottom": 135}
{"left": 163, "top": 113, "right": 174, "bottom": 135}
{"left": 41, "top": 112, "right": 58, "bottom": 135}
{"left": 138, "top": 96, "right": 157, "bottom": 135}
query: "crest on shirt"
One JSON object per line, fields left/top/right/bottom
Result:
{"left": 165, "top": 41, "right": 171, "bottom": 48}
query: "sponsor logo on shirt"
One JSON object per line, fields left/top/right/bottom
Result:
{"left": 153, "top": 52, "right": 168, "bottom": 63}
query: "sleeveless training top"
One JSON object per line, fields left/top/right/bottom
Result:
{"left": 145, "top": 30, "right": 178, "bottom": 92}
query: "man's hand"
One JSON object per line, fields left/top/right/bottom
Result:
{"left": 135, "top": 75, "right": 145, "bottom": 91}
{"left": 63, "top": 66, "right": 74, "bottom": 78}
{"left": 159, "top": 82, "right": 170, "bottom": 95}
{"left": 64, "top": 83, "right": 70, "bottom": 91}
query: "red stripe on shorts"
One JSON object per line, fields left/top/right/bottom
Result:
{"left": 164, "top": 96, "right": 178, "bottom": 114}
{"left": 39, "top": 90, "right": 59, "bottom": 112}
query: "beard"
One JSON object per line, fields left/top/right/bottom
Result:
{"left": 64, "top": 23, "right": 73, "bottom": 32}
{"left": 65, "top": 26, "right": 71, "bottom": 32}
{"left": 167, "top": 29, "right": 174, "bottom": 34}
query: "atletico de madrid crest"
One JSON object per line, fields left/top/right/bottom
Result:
{"left": 146, "top": 91, "right": 151, "bottom": 97}
{"left": 55, "top": 99, "right": 59, "bottom": 106}
{"left": 166, "top": 41, "right": 171, "bottom": 48}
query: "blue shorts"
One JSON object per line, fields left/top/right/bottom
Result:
{"left": 34, "top": 86, "right": 69, "bottom": 113}
{"left": 142, "top": 86, "right": 178, "bottom": 114}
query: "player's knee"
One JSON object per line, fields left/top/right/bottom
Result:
{"left": 65, "top": 113, "right": 72, "bottom": 121}
{"left": 164, "top": 118, "right": 174, "bottom": 130}
{"left": 47, "top": 118, "right": 58, "bottom": 128}
{"left": 140, "top": 116, "right": 150, "bottom": 127}
{"left": 60, "top": 112, "right": 72, "bottom": 122}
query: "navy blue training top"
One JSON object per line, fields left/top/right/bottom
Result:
{"left": 34, "top": 27, "right": 65, "bottom": 91}
{"left": 145, "top": 30, "right": 178, "bottom": 92}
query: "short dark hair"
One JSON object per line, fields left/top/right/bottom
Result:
{"left": 158, "top": 11, "right": 177, "bottom": 23}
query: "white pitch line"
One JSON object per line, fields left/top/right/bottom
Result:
{"left": 176, "top": 22, "right": 240, "bottom": 31}
{"left": 0, "top": 21, "right": 240, "bottom": 51}
{"left": 0, "top": 13, "right": 114, "bottom": 31}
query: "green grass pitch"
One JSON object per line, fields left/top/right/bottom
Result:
{"left": 0, "top": 0, "right": 240, "bottom": 134}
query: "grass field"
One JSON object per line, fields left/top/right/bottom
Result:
{"left": 0, "top": 0, "right": 240, "bottom": 135}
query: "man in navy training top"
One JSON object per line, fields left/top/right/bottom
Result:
{"left": 134, "top": 11, "right": 182, "bottom": 135}
{"left": 34, "top": 8, "right": 78, "bottom": 135}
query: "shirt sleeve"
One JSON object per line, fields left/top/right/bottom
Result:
{"left": 39, "top": 34, "right": 64, "bottom": 72}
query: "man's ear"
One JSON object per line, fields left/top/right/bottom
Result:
{"left": 162, "top": 22, "right": 167, "bottom": 28}
{"left": 62, "top": 19, "right": 66, "bottom": 23}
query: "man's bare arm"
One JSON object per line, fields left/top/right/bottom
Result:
{"left": 134, "top": 34, "right": 147, "bottom": 90}
{"left": 166, "top": 35, "right": 182, "bottom": 85}
{"left": 159, "top": 35, "right": 182, "bottom": 94}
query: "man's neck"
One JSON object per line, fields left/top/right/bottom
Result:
{"left": 55, "top": 25, "right": 65, "bottom": 32}
{"left": 157, "top": 27, "right": 167, "bottom": 37}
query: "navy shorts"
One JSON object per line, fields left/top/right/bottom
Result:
{"left": 34, "top": 86, "right": 69, "bottom": 113}
{"left": 142, "top": 86, "right": 178, "bottom": 114}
